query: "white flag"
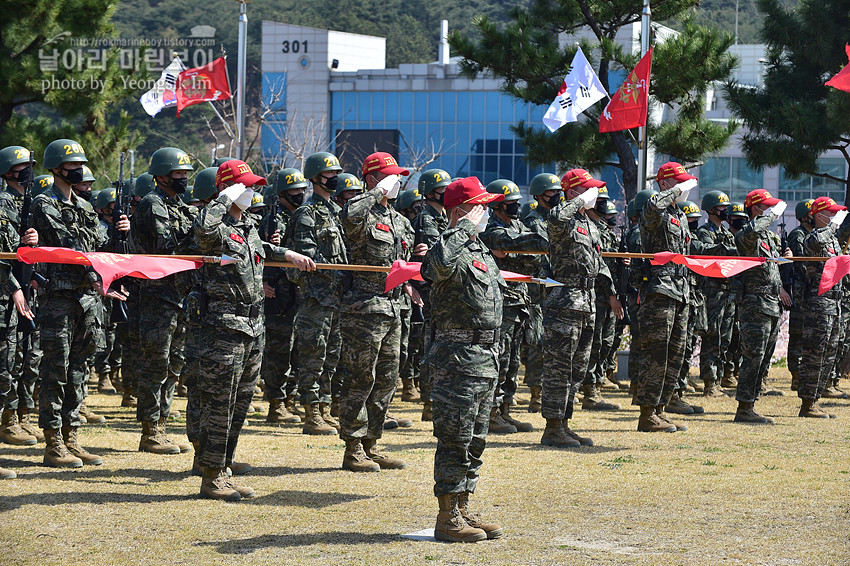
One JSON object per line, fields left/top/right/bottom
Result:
{"left": 139, "top": 57, "right": 185, "bottom": 117}
{"left": 542, "top": 46, "right": 607, "bottom": 132}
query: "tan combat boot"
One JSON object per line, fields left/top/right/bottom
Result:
{"left": 191, "top": 441, "right": 203, "bottom": 476}
{"left": 562, "top": 419, "right": 593, "bottom": 446}
{"left": 703, "top": 380, "right": 726, "bottom": 397}
{"left": 527, "top": 385, "right": 542, "bottom": 413}
{"left": 688, "top": 377, "right": 704, "bottom": 393}
{"left": 813, "top": 401, "right": 837, "bottom": 419}
{"left": 799, "top": 399, "right": 829, "bottom": 418}
{"left": 225, "top": 459, "right": 252, "bottom": 476}
{"left": 139, "top": 421, "right": 181, "bottom": 454}
{"left": 581, "top": 383, "right": 621, "bottom": 411}
{"left": 457, "top": 491, "right": 503, "bottom": 539}
{"left": 320, "top": 402, "right": 340, "bottom": 431}
{"left": 488, "top": 406, "right": 517, "bottom": 434}
{"left": 0, "top": 409, "right": 37, "bottom": 445}
{"left": 62, "top": 425, "right": 103, "bottom": 465}
{"left": 266, "top": 398, "right": 300, "bottom": 424}
{"left": 302, "top": 404, "right": 337, "bottom": 435}
{"left": 637, "top": 405, "right": 676, "bottom": 433}
{"left": 284, "top": 397, "right": 304, "bottom": 421}
{"left": 434, "top": 494, "right": 487, "bottom": 543}
{"left": 0, "top": 465, "right": 15, "bottom": 479}
{"left": 97, "top": 372, "right": 117, "bottom": 395}
{"left": 362, "top": 438, "right": 405, "bottom": 469}
{"left": 400, "top": 378, "right": 421, "bottom": 403}
{"left": 421, "top": 400, "right": 433, "bottom": 421}
{"left": 121, "top": 389, "right": 137, "bottom": 408}
{"left": 158, "top": 418, "right": 192, "bottom": 453}
{"left": 720, "top": 371, "right": 738, "bottom": 389}
{"left": 17, "top": 409, "right": 44, "bottom": 442}
{"left": 656, "top": 405, "right": 687, "bottom": 431}
{"left": 734, "top": 402, "right": 775, "bottom": 425}
{"left": 540, "top": 418, "right": 580, "bottom": 447}
{"left": 79, "top": 400, "right": 106, "bottom": 424}
{"left": 790, "top": 370, "right": 799, "bottom": 391}
{"left": 225, "top": 476, "right": 255, "bottom": 499}
{"left": 42, "top": 429, "right": 83, "bottom": 468}
{"left": 109, "top": 367, "right": 123, "bottom": 393}
{"left": 342, "top": 439, "right": 380, "bottom": 472}
{"left": 822, "top": 381, "right": 849, "bottom": 399}
{"left": 329, "top": 398, "right": 340, "bottom": 418}
{"left": 600, "top": 376, "right": 619, "bottom": 391}
{"left": 667, "top": 390, "right": 704, "bottom": 415}
{"left": 200, "top": 467, "right": 241, "bottom": 501}
{"left": 386, "top": 413, "right": 413, "bottom": 428}
{"left": 500, "top": 402, "right": 533, "bottom": 432}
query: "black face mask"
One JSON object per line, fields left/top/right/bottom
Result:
{"left": 605, "top": 217, "right": 617, "bottom": 227}
{"left": 429, "top": 191, "right": 445, "bottom": 205}
{"left": 73, "top": 188, "right": 91, "bottom": 201}
{"left": 596, "top": 200, "right": 607, "bottom": 214}
{"left": 504, "top": 201, "right": 520, "bottom": 218}
{"left": 284, "top": 191, "right": 305, "bottom": 208}
{"left": 410, "top": 202, "right": 425, "bottom": 217}
{"left": 716, "top": 209, "right": 729, "bottom": 221}
{"left": 15, "top": 168, "right": 32, "bottom": 186}
{"left": 547, "top": 192, "right": 561, "bottom": 209}
{"left": 321, "top": 175, "right": 339, "bottom": 193}
{"left": 731, "top": 217, "right": 746, "bottom": 230}
{"left": 62, "top": 167, "right": 84, "bottom": 184}
{"left": 170, "top": 177, "right": 188, "bottom": 194}
{"left": 688, "top": 220, "right": 699, "bottom": 232}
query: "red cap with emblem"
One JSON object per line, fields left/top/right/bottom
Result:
{"left": 361, "top": 152, "right": 410, "bottom": 177}
{"left": 744, "top": 189, "right": 780, "bottom": 209}
{"left": 810, "top": 196, "right": 848, "bottom": 214}
{"left": 656, "top": 161, "right": 697, "bottom": 183}
{"left": 443, "top": 176, "right": 505, "bottom": 209}
{"left": 561, "top": 168, "right": 606, "bottom": 191}
{"left": 216, "top": 159, "right": 266, "bottom": 187}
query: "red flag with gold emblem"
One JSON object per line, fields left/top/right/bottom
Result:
{"left": 175, "top": 57, "right": 232, "bottom": 117}
{"left": 826, "top": 44, "right": 850, "bottom": 92}
{"left": 599, "top": 48, "right": 653, "bottom": 133}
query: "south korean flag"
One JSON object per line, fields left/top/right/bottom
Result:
{"left": 542, "top": 46, "right": 607, "bottom": 132}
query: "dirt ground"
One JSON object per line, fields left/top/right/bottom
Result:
{"left": 1, "top": 367, "right": 848, "bottom": 566}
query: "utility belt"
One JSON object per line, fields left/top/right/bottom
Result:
{"left": 351, "top": 277, "right": 402, "bottom": 299}
{"left": 207, "top": 299, "right": 263, "bottom": 318}
{"left": 742, "top": 283, "right": 780, "bottom": 296}
{"left": 433, "top": 327, "right": 500, "bottom": 345}
{"left": 648, "top": 263, "right": 688, "bottom": 277}
{"left": 561, "top": 275, "right": 596, "bottom": 290}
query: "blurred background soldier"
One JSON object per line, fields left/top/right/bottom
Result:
{"left": 394, "top": 188, "right": 424, "bottom": 405}
{"left": 333, "top": 172, "right": 365, "bottom": 209}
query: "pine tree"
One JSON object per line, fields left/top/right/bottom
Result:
{"left": 450, "top": 0, "right": 739, "bottom": 200}
{"left": 724, "top": 0, "right": 850, "bottom": 203}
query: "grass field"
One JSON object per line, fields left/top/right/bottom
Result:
{"left": 1, "top": 367, "right": 848, "bottom": 566}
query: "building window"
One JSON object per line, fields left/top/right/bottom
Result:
{"left": 778, "top": 158, "right": 846, "bottom": 202}
{"left": 699, "top": 156, "right": 763, "bottom": 201}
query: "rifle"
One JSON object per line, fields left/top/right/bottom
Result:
{"left": 109, "top": 152, "right": 129, "bottom": 323}
{"left": 263, "top": 172, "right": 283, "bottom": 315}
{"left": 266, "top": 172, "right": 279, "bottom": 242}
{"left": 778, "top": 214, "right": 794, "bottom": 308}
{"left": 13, "top": 151, "right": 45, "bottom": 335}
{"left": 616, "top": 222, "right": 631, "bottom": 325}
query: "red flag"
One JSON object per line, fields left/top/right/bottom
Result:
{"left": 384, "top": 260, "right": 539, "bottom": 292}
{"left": 825, "top": 44, "right": 850, "bottom": 92}
{"left": 651, "top": 252, "right": 765, "bottom": 278}
{"left": 17, "top": 247, "right": 202, "bottom": 291}
{"left": 599, "top": 47, "right": 653, "bottom": 133}
{"left": 175, "top": 57, "right": 232, "bottom": 117}
{"left": 819, "top": 255, "right": 850, "bottom": 295}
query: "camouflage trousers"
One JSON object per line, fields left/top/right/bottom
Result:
{"left": 585, "top": 299, "right": 615, "bottom": 386}
{"left": 261, "top": 306, "right": 298, "bottom": 401}
{"left": 135, "top": 291, "right": 182, "bottom": 423}
{"left": 636, "top": 293, "right": 688, "bottom": 408}
{"left": 626, "top": 293, "right": 641, "bottom": 384}
{"left": 541, "top": 308, "right": 594, "bottom": 420}
{"left": 121, "top": 286, "right": 141, "bottom": 396}
{"left": 522, "top": 303, "right": 544, "bottom": 388}
{"left": 6, "top": 329, "right": 40, "bottom": 411}
{"left": 196, "top": 326, "right": 262, "bottom": 469}
{"left": 182, "top": 320, "right": 201, "bottom": 444}
{"left": 798, "top": 297, "right": 841, "bottom": 401}
{"left": 736, "top": 304, "right": 780, "bottom": 403}
{"left": 431, "top": 366, "right": 496, "bottom": 496}
{"left": 700, "top": 285, "right": 733, "bottom": 383}
{"left": 830, "top": 297, "right": 850, "bottom": 381}
{"left": 37, "top": 291, "right": 102, "bottom": 430}
{"left": 94, "top": 321, "right": 122, "bottom": 375}
{"left": 726, "top": 298, "right": 742, "bottom": 377}
{"left": 786, "top": 307, "right": 802, "bottom": 378}
{"left": 495, "top": 305, "right": 526, "bottom": 405}
{"left": 605, "top": 319, "right": 627, "bottom": 378}
{"left": 677, "top": 304, "right": 699, "bottom": 390}
{"left": 400, "top": 307, "right": 424, "bottom": 387}
{"left": 295, "top": 297, "right": 339, "bottom": 406}
{"left": 338, "top": 311, "right": 400, "bottom": 440}
{"left": 0, "top": 303, "right": 17, "bottom": 415}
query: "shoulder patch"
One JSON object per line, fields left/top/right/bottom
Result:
{"left": 760, "top": 241, "right": 771, "bottom": 252}
{"left": 230, "top": 233, "right": 244, "bottom": 244}
{"left": 671, "top": 218, "right": 681, "bottom": 226}
{"left": 576, "top": 226, "right": 589, "bottom": 236}
{"left": 472, "top": 260, "right": 487, "bottom": 272}
{"left": 376, "top": 223, "right": 390, "bottom": 232}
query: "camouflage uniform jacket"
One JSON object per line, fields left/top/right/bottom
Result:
{"left": 801, "top": 220, "right": 850, "bottom": 310}
{"left": 479, "top": 214, "right": 547, "bottom": 310}
{"left": 696, "top": 221, "right": 737, "bottom": 293}
{"left": 591, "top": 216, "right": 619, "bottom": 306}
{"left": 31, "top": 185, "right": 100, "bottom": 292}
{"left": 421, "top": 218, "right": 505, "bottom": 378}
{"left": 0, "top": 200, "right": 21, "bottom": 320}
{"left": 193, "top": 193, "right": 291, "bottom": 337}
{"left": 339, "top": 187, "right": 410, "bottom": 316}
{"left": 287, "top": 193, "right": 348, "bottom": 308}
{"left": 626, "top": 223, "right": 644, "bottom": 293}
{"left": 0, "top": 189, "right": 22, "bottom": 227}
{"left": 787, "top": 225, "right": 808, "bottom": 300}
{"left": 734, "top": 213, "right": 783, "bottom": 317}
{"left": 259, "top": 206, "right": 298, "bottom": 308}
{"left": 545, "top": 195, "right": 614, "bottom": 314}
{"left": 413, "top": 202, "right": 449, "bottom": 249}
{"left": 521, "top": 206, "right": 551, "bottom": 303}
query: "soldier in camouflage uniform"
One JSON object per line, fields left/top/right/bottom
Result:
{"left": 732, "top": 189, "right": 793, "bottom": 424}
{"left": 34, "top": 139, "right": 129, "bottom": 468}
{"left": 480, "top": 179, "right": 545, "bottom": 433}
{"left": 192, "top": 174, "right": 315, "bottom": 500}
{"left": 336, "top": 152, "right": 415, "bottom": 472}
{"left": 259, "top": 167, "right": 309, "bottom": 425}
{"left": 541, "top": 169, "right": 622, "bottom": 448}
{"left": 332, "top": 172, "right": 365, "bottom": 209}
{"left": 412, "top": 168, "right": 451, "bottom": 421}
{"left": 287, "top": 152, "right": 348, "bottom": 435}
{"left": 128, "top": 147, "right": 197, "bottom": 455}
{"left": 725, "top": 202, "right": 749, "bottom": 387}
{"left": 797, "top": 196, "right": 850, "bottom": 418}
{"left": 421, "top": 176, "right": 505, "bottom": 543}
{"left": 785, "top": 200, "right": 813, "bottom": 391}
{"left": 625, "top": 190, "right": 656, "bottom": 401}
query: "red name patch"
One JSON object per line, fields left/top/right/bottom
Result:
{"left": 576, "top": 226, "right": 589, "bottom": 235}
{"left": 254, "top": 253, "right": 261, "bottom": 265}
{"left": 401, "top": 241, "right": 407, "bottom": 251}
{"left": 829, "top": 248, "right": 836, "bottom": 254}
{"left": 671, "top": 218, "right": 681, "bottom": 226}
{"left": 472, "top": 260, "right": 487, "bottom": 272}
{"left": 230, "top": 233, "right": 244, "bottom": 244}
{"left": 376, "top": 223, "right": 390, "bottom": 232}
{"left": 761, "top": 241, "right": 771, "bottom": 252}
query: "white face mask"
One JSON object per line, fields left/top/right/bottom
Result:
{"left": 674, "top": 178, "right": 698, "bottom": 202}
{"left": 376, "top": 174, "right": 401, "bottom": 199}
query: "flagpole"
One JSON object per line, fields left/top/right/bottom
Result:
{"left": 636, "top": 0, "right": 651, "bottom": 194}
{"left": 235, "top": 0, "right": 248, "bottom": 160}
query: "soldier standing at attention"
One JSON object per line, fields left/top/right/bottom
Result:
{"left": 35, "top": 139, "right": 128, "bottom": 467}
{"left": 193, "top": 178, "right": 315, "bottom": 501}
{"left": 421, "top": 176, "right": 505, "bottom": 543}
{"left": 785, "top": 200, "right": 814, "bottom": 392}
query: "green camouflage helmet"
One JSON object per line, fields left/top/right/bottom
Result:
{"left": 795, "top": 198, "right": 814, "bottom": 220}
{"left": 603, "top": 200, "right": 618, "bottom": 216}
{"left": 249, "top": 191, "right": 267, "bottom": 209}
{"left": 148, "top": 147, "right": 193, "bottom": 176}
{"left": 33, "top": 175, "right": 53, "bottom": 196}
{"left": 334, "top": 172, "right": 364, "bottom": 197}
{"left": 597, "top": 184, "right": 610, "bottom": 200}
{"left": 212, "top": 156, "right": 234, "bottom": 167}
{"left": 634, "top": 189, "right": 659, "bottom": 212}
{"left": 729, "top": 201, "right": 747, "bottom": 218}
{"left": 0, "top": 146, "right": 34, "bottom": 176}
{"left": 395, "top": 188, "right": 424, "bottom": 211}
{"left": 486, "top": 179, "right": 521, "bottom": 205}
{"left": 193, "top": 167, "right": 219, "bottom": 202}
{"left": 43, "top": 139, "right": 87, "bottom": 169}
{"left": 134, "top": 173, "right": 156, "bottom": 198}
{"left": 677, "top": 200, "right": 702, "bottom": 218}
{"left": 182, "top": 187, "right": 196, "bottom": 204}
{"left": 520, "top": 200, "right": 538, "bottom": 220}
{"left": 529, "top": 173, "right": 562, "bottom": 196}
{"left": 418, "top": 169, "right": 451, "bottom": 195}
{"left": 701, "top": 190, "right": 730, "bottom": 211}
{"left": 94, "top": 187, "right": 117, "bottom": 210}
{"left": 270, "top": 168, "right": 309, "bottom": 197}
{"left": 80, "top": 165, "right": 96, "bottom": 183}
{"left": 626, "top": 198, "right": 636, "bottom": 219}
{"left": 303, "top": 152, "right": 342, "bottom": 180}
